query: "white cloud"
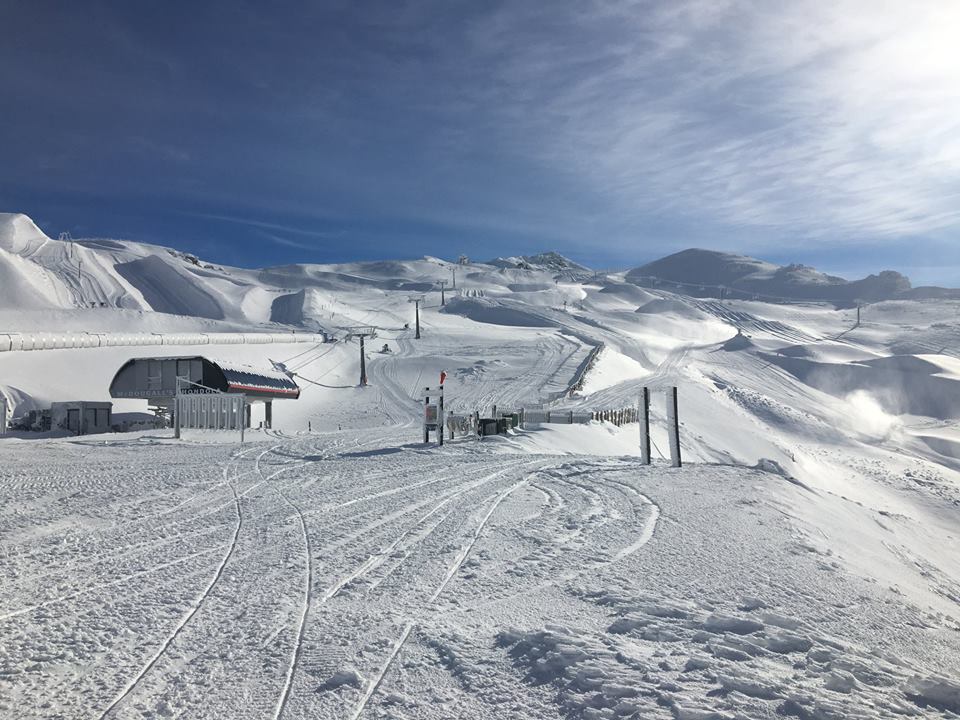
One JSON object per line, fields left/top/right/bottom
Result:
{"left": 460, "top": 0, "right": 960, "bottom": 245}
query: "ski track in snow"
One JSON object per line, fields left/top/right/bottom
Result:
{"left": 97, "top": 446, "right": 268, "bottom": 718}
{"left": 0, "top": 428, "right": 681, "bottom": 718}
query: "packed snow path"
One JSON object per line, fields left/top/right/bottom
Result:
{"left": 2, "top": 431, "right": 959, "bottom": 719}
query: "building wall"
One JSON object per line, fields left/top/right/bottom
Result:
{"left": 112, "top": 357, "right": 208, "bottom": 399}
{"left": 50, "top": 402, "right": 113, "bottom": 435}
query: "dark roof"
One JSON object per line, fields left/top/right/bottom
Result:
{"left": 219, "top": 366, "right": 300, "bottom": 396}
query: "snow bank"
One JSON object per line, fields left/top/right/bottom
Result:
{"left": 579, "top": 346, "right": 648, "bottom": 395}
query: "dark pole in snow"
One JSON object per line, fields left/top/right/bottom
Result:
{"left": 415, "top": 300, "right": 421, "bottom": 339}
{"left": 359, "top": 335, "right": 367, "bottom": 386}
{"left": 638, "top": 387, "right": 651, "bottom": 465}
{"left": 424, "top": 388, "right": 430, "bottom": 443}
{"left": 438, "top": 386, "right": 444, "bottom": 446}
{"left": 667, "top": 387, "right": 681, "bottom": 468}
{"left": 174, "top": 380, "right": 181, "bottom": 440}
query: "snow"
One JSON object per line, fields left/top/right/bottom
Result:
{"left": 0, "top": 213, "right": 959, "bottom": 718}
{"left": 578, "top": 346, "right": 647, "bottom": 395}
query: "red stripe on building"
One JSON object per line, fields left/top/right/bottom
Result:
{"left": 227, "top": 383, "right": 300, "bottom": 396}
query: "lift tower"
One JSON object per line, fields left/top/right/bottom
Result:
{"left": 344, "top": 327, "right": 377, "bottom": 387}
{"left": 408, "top": 296, "right": 423, "bottom": 339}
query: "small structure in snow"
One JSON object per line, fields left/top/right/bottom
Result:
{"left": 50, "top": 401, "right": 113, "bottom": 435}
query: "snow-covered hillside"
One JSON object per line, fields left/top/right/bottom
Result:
{"left": 1, "top": 214, "right": 959, "bottom": 718}
{"left": 627, "top": 248, "right": 916, "bottom": 304}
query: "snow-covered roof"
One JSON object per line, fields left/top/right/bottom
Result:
{"left": 211, "top": 358, "right": 295, "bottom": 385}
{"left": 211, "top": 359, "right": 300, "bottom": 396}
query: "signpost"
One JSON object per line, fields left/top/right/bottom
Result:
{"left": 422, "top": 382, "right": 445, "bottom": 446}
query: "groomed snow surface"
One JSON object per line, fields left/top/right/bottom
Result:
{"left": 1, "top": 214, "right": 959, "bottom": 718}
{"left": 2, "top": 430, "right": 958, "bottom": 719}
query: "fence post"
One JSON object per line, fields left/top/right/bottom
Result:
{"left": 424, "top": 388, "right": 430, "bottom": 443}
{"left": 174, "top": 394, "right": 181, "bottom": 440}
{"left": 569, "top": 410, "right": 574, "bottom": 424}
{"left": 639, "top": 388, "right": 651, "bottom": 465}
{"left": 667, "top": 386, "right": 681, "bottom": 467}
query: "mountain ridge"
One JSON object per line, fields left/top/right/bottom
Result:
{"left": 625, "top": 248, "right": 957, "bottom": 304}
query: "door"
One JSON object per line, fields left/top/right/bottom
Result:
{"left": 85, "top": 408, "right": 97, "bottom": 434}
{"left": 67, "top": 409, "right": 80, "bottom": 433}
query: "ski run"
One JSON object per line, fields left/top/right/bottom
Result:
{"left": 1, "top": 216, "right": 959, "bottom": 718}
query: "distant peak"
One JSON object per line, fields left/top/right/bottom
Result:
{"left": 626, "top": 247, "right": 913, "bottom": 303}
{"left": 489, "top": 251, "right": 591, "bottom": 273}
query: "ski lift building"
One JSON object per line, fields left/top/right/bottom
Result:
{"left": 109, "top": 356, "right": 300, "bottom": 428}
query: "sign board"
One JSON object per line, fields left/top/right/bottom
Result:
{"left": 422, "top": 385, "right": 444, "bottom": 446}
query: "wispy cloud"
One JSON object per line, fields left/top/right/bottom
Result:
{"left": 183, "top": 211, "right": 338, "bottom": 239}
{"left": 257, "top": 231, "right": 326, "bottom": 252}
{"left": 454, "top": 0, "right": 960, "bottom": 246}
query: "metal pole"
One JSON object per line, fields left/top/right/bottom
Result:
{"left": 424, "top": 388, "right": 430, "bottom": 443}
{"left": 359, "top": 335, "right": 367, "bottom": 386}
{"left": 667, "top": 386, "right": 681, "bottom": 467}
{"left": 174, "top": 380, "right": 181, "bottom": 440}
{"left": 639, "top": 388, "right": 651, "bottom": 465}
{"left": 415, "top": 300, "right": 421, "bottom": 339}
{"left": 451, "top": 267, "right": 456, "bottom": 289}
{"left": 438, "top": 387, "right": 444, "bottom": 446}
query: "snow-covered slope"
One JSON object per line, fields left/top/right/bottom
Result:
{"left": 2, "top": 213, "right": 959, "bottom": 718}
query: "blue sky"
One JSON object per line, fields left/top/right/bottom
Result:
{"left": 2, "top": 1, "right": 959, "bottom": 284}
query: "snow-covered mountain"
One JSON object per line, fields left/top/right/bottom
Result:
{"left": 489, "top": 251, "right": 591, "bottom": 274}
{"left": 2, "top": 212, "right": 960, "bottom": 718}
{"left": 627, "top": 248, "right": 915, "bottom": 304}
{"left": 0, "top": 214, "right": 598, "bottom": 332}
